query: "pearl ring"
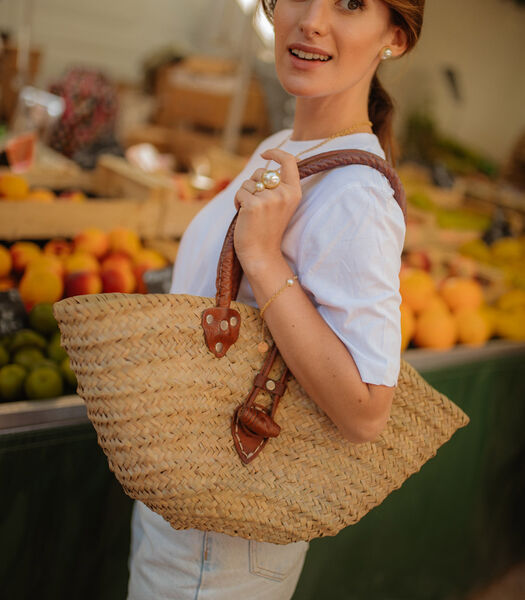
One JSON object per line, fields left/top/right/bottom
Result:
{"left": 261, "top": 170, "right": 281, "bottom": 190}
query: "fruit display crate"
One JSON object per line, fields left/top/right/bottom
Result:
{"left": 1, "top": 339, "right": 524, "bottom": 437}
{"left": 0, "top": 154, "right": 209, "bottom": 240}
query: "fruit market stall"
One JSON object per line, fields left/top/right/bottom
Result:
{"left": 1, "top": 158, "right": 525, "bottom": 600}
{"left": 1, "top": 339, "right": 524, "bottom": 600}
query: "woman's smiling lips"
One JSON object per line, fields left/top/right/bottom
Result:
{"left": 287, "top": 43, "right": 333, "bottom": 70}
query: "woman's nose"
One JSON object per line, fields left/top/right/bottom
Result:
{"left": 298, "top": 0, "right": 330, "bottom": 38}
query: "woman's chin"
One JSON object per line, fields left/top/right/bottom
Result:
{"left": 278, "top": 78, "right": 329, "bottom": 99}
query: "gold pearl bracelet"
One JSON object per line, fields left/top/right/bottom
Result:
{"left": 257, "top": 275, "right": 298, "bottom": 354}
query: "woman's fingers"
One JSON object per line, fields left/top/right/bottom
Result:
{"left": 260, "top": 148, "right": 300, "bottom": 186}
{"left": 249, "top": 168, "right": 267, "bottom": 183}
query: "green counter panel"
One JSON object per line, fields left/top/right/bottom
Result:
{"left": 1, "top": 352, "right": 524, "bottom": 600}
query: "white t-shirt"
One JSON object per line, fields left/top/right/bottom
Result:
{"left": 170, "top": 130, "right": 405, "bottom": 386}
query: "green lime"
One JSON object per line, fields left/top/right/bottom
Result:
{"left": 0, "top": 364, "right": 27, "bottom": 402}
{"left": 13, "top": 347, "right": 45, "bottom": 371}
{"left": 0, "top": 345, "right": 9, "bottom": 368}
{"left": 60, "top": 356, "right": 77, "bottom": 390}
{"left": 10, "top": 329, "right": 47, "bottom": 352}
{"left": 31, "top": 358, "right": 61, "bottom": 373}
{"left": 24, "top": 367, "right": 63, "bottom": 400}
{"left": 47, "top": 332, "right": 68, "bottom": 364}
{"left": 28, "top": 303, "right": 60, "bottom": 336}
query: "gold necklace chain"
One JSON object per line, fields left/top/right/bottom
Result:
{"left": 264, "top": 120, "right": 372, "bottom": 169}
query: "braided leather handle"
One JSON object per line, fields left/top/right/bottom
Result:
{"left": 218, "top": 149, "right": 405, "bottom": 306}
{"left": 201, "top": 149, "right": 406, "bottom": 357}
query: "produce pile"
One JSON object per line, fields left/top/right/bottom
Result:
{"left": 0, "top": 173, "right": 87, "bottom": 202}
{"left": 399, "top": 167, "right": 525, "bottom": 350}
{"left": 0, "top": 303, "right": 76, "bottom": 402}
{"left": 0, "top": 227, "right": 169, "bottom": 311}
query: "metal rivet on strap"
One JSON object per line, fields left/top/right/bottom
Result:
{"left": 266, "top": 380, "right": 276, "bottom": 391}
{"left": 206, "top": 314, "right": 214, "bottom": 325}
{"left": 230, "top": 316, "right": 238, "bottom": 327}
{"left": 220, "top": 320, "right": 229, "bottom": 331}
{"left": 215, "top": 342, "right": 223, "bottom": 353}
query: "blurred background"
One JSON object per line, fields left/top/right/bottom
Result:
{"left": 0, "top": 1, "right": 524, "bottom": 599}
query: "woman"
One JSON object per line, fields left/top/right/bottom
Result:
{"left": 128, "top": 1, "right": 425, "bottom": 598}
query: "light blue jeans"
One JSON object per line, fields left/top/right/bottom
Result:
{"left": 127, "top": 501, "right": 310, "bottom": 600}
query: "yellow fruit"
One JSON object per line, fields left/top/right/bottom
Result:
{"left": 460, "top": 239, "right": 491, "bottom": 263}
{"left": 414, "top": 308, "right": 457, "bottom": 350}
{"left": 0, "top": 173, "right": 29, "bottom": 199}
{"left": 479, "top": 306, "right": 499, "bottom": 338}
{"left": 19, "top": 268, "right": 64, "bottom": 311}
{"left": 491, "top": 238, "right": 523, "bottom": 262}
{"left": 497, "top": 289, "right": 525, "bottom": 312}
{"left": 440, "top": 277, "right": 484, "bottom": 313}
{"left": 400, "top": 303, "right": 415, "bottom": 351}
{"left": 0, "top": 244, "right": 12, "bottom": 277}
{"left": 495, "top": 309, "right": 525, "bottom": 341}
{"left": 399, "top": 269, "right": 436, "bottom": 314}
{"left": 133, "top": 249, "right": 168, "bottom": 270}
{"left": 454, "top": 308, "right": 492, "bottom": 347}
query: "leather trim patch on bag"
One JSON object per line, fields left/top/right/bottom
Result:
{"left": 201, "top": 307, "right": 241, "bottom": 358}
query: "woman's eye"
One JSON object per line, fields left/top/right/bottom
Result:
{"left": 342, "top": 0, "right": 364, "bottom": 10}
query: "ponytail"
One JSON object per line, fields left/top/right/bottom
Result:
{"left": 368, "top": 74, "right": 397, "bottom": 166}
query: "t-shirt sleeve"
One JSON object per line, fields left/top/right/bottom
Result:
{"left": 297, "top": 176, "right": 405, "bottom": 387}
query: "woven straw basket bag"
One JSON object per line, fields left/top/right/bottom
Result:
{"left": 54, "top": 150, "right": 469, "bottom": 545}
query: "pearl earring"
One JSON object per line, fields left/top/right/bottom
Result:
{"left": 381, "top": 47, "right": 393, "bottom": 61}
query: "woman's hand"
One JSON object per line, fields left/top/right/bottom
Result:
{"left": 233, "top": 148, "right": 302, "bottom": 273}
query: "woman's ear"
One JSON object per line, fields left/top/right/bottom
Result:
{"left": 388, "top": 26, "right": 409, "bottom": 58}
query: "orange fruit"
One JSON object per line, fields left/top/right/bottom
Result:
{"left": 26, "top": 255, "right": 65, "bottom": 278}
{"left": 74, "top": 228, "right": 110, "bottom": 259}
{"left": 109, "top": 227, "right": 141, "bottom": 258}
{"left": 399, "top": 268, "right": 436, "bottom": 314}
{"left": 414, "top": 308, "right": 457, "bottom": 350}
{"left": 0, "top": 173, "right": 29, "bottom": 199}
{"left": 0, "top": 244, "right": 12, "bottom": 277}
{"left": 0, "top": 277, "right": 15, "bottom": 291}
{"left": 426, "top": 295, "right": 449, "bottom": 314}
{"left": 44, "top": 239, "right": 73, "bottom": 259}
{"left": 19, "top": 268, "right": 64, "bottom": 311}
{"left": 64, "top": 252, "right": 100, "bottom": 275}
{"left": 454, "top": 308, "right": 492, "bottom": 347}
{"left": 440, "top": 277, "right": 484, "bottom": 313}
{"left": 27, "top": 188, "right": 56, "bottom": 202}
{"left": 400, "top": 303, "right": 415, "bottom": 351}
{"left": 10, "top": 241, "right": 42, "bottom": 272}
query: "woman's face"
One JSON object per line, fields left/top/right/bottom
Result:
{"left": 273, "top": 0, "right": 399, "bottom": 99}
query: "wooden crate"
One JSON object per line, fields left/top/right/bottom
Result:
{"left": 0, "top": 154, "right": 208, "bottom": 240}
{"left": 155, "top": 55, "right": 270, "bottom": 135}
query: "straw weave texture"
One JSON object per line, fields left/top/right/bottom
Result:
{"left": 54, "top": 292, "right": 469, "bottom": 545}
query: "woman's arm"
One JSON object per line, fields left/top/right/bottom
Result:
{"left": 243, "top": 253, "right": 394, "bottom": 444}
{"left": 234, "top": 148, "right": 396, "bottom": 444}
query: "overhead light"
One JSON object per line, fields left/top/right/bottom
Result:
{"left": 236, "top": 0, "right": 257, "bottom": 13}
{"left": 235, "top": 0, "right": 274, "bottom": 47}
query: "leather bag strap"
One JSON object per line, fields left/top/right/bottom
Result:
{"left": 199, "top": 148, "right": 406, "bottom": 464}
{"left": 202, "top": 149, "right": 406, "bottom": 358}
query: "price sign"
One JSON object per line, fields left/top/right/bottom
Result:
{"left": 0, "top": 290, "right": 27, "bottom": 336}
